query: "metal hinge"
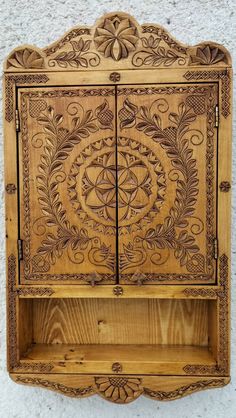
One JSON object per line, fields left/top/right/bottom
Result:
{"left": 215, "top": 105, "right": 219, "bottom": 128}
{"left": 17, "top": 239, "right": 23, "bottom": 260}
{"left": 15, "top": 109, "right": 20, "bottom": 132}
{"left": 213, "top": 238, "right": 218, "bottom": 259}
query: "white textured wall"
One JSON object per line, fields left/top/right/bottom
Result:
{"left": 0, "top": 1, "right": 235, "bottom": 417}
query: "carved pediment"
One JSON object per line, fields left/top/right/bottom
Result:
{"left": 4, "top": 12, "right": 231, "bottom": 71}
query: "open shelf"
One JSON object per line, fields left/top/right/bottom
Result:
{"left": 18, "top": 297, "right": 217, "bottom": 375}
{"left": 21, "top": 343, "right": 215, "bottom": 375}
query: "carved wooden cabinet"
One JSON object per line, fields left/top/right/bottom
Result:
{"left": 4, "top": 12, "right": 232, "bottom": 403}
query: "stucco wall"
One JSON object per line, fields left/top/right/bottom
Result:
{"left": 0, "top": 1, "right": 235, "bottom": 417}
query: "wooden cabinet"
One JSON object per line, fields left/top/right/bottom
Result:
{"left": 4, "top": 12, "right": 232, "bottom": 403}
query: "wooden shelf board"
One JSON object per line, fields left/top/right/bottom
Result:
{"left": 19, "top": 344, "right": 216, "bottom": 375}
{"left": 17, "top": 285, "right": 221, "bottom": 299}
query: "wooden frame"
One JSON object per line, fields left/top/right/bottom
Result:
{"left": 4, "top": 12, "right": 232, "bottom": 404}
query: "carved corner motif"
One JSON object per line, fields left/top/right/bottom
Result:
{"left": 6, "top": 48, "right": 45, "bottom": 69}
{"left": 184, "top": 69, "right": 231, "bottom": 118}
{"left": 183, "top": 254, "right": 229, "bottom": 376}
{"left": 189, "top": 45, "right": 227, "bottom": 66}
{"left": 4, "top": 13, "right": 231, "bottom": 72}
{"left": 5, "top": 74, "right": 49, "bottom": 122}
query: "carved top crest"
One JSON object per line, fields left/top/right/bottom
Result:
{"left": 4, "top": 12, "right": 231, "bottom": 72}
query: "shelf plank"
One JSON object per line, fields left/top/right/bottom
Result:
{"left": 16, "top": 285, "right": 221, "bottom": 299}
{"left": 19, "top": 343, "right": 216, "bottom": 375}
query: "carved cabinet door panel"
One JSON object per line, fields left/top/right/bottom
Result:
{"left": 117, "top": 83, "right": 218, "bottom": 284}
{"left": 18, "top": 86, "right": 117, "bottom": 284}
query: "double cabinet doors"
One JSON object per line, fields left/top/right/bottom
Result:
{"left": 18, "top": 82, "right": 218, "bottom": 285}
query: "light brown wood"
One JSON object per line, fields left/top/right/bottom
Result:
{"left": 31, "top": 298, "right": 209, "bottom": 345}
{"left": 18, "top": 86, "right": 116, "bottom": 284}
{"left": 117, "top": 83, "right": 218, "bottom": 284}
{"left": 10, "top": 373, "right": 229, "bottom": 403}
{"left": 19, "top": 344, "right": 215, "bottom": 375}
{"left": 4, "top": 11, "right": 232, "bottom": 403}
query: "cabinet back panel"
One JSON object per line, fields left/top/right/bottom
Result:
{"left": 32, "top": 298, "right": 208, "bottom": 346}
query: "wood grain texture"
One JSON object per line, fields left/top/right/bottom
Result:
{"left": 20, "top": 344, "right": 215, "bottom": 375}
{"left": 32, "top": 298, "right": 209, "bottom": 346}
{"left": 4, "top": 11, "right": 231, "bottom": 403}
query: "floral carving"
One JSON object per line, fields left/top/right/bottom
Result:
{"left": 94, "top": 15, "right": 139, "bottom": 61}
{"left": 116, "top": 85, "right": 217, "bottom": 280}
{"left": 128, "top": 100, "right": 203, "bottom": 271}
{"left": 14, "top": 375, "right": 227, "bottom": 402}
{"left": 20, "top": 96, "right": 116, "bottom": 279}
{"left": 132, "top": 35, "right": 186, "bottom": 67}
{"left": 119, "top": 98, "right": 138, "bottom": 129}
{"left": 68, "top": 136, "right": 166, "bottom": 236}
{"left": 95, "top": 99, "right": 114, "bottom": 129}
{"left": 7, "top": 48, "right": 44, "bottom": 69}
{"left": 190, "top": 45, "right": 226, "bottom": 65}
{"left": 48, "top": 38, "right": 100, "bottom": 68}
{"left": 95, "top": 377, "right": 142, "bottom": 403}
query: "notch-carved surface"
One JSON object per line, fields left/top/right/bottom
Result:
{"left": 4, "top": 12, "right": 231, "bottom": 72}
{"left": 4, "top": 11, "right": 231, "bottom": 404}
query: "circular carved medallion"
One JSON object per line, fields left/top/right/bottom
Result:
{"left": 67, "top": 136, "right": 166, "bottom": 235}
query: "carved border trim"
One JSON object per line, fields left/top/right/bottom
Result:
{"left": 5, "top": 74, "right": 49, "bottom": 122}
{"left": 17, "top": 287, "right": 55, "bottom": 296}
{"left": 143, "top": 378, "right": 226, "bottom": 400}
{"left": 183, "top": 254, "right": 229, "bottom": 375}
{"left": 8, "top": 254, "right": 18, "bottom": 370}
{"left": 16, "top": 376, "right": 94, "bottom": 397}
{"left": 7, "top": 254, "right": 54, "bottom": 373}
{"left": 15, "top": 375, "right": 227, "bottom": 403}
{"left": 184, "top": 69, "right": 231, "bottom": 118}
{"left": 44, "top": 28, "right": 91, "bottom": 56}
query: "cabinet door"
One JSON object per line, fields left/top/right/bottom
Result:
{"left": 117, "top": 83, "right": 218, "bottom": 284}
{"left": 18, "top": 86, "right": 116, "bottom": 284}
